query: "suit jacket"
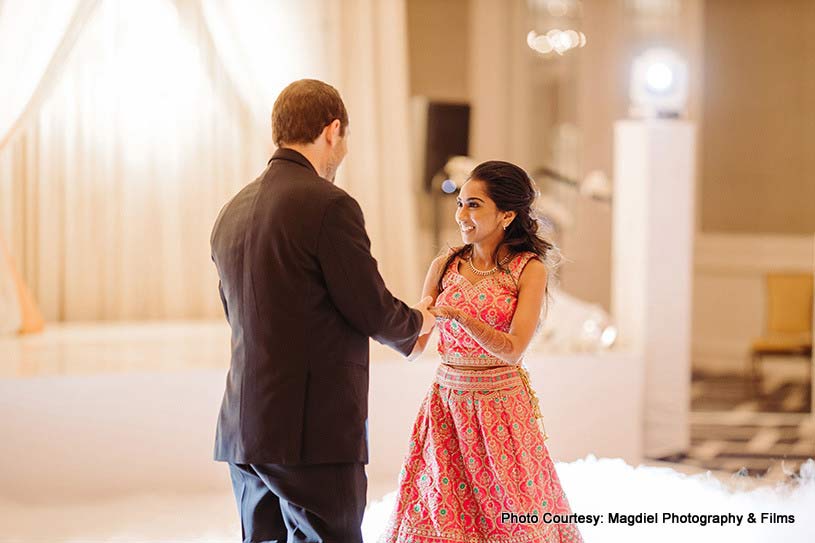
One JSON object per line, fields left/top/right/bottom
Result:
{"left": 211, "top": 148, "right": 422, "bottom": 465}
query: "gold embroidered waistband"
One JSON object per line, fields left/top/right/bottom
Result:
{"left": 439, "top": 353, "right": 505, "bottom": 366}
{"left": 434, "top": 363, "right": 549, "bottom": 441}
{"left": 435, "top": 364, "right": 524, "bottom": 391}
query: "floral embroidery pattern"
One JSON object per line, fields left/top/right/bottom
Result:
{"left": 435, "top": 253, "right": 536, "bottom": 366}
{"left": 378, "top": 254, "right": 583, "bottom": 543}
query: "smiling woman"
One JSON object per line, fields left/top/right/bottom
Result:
{"left": 381, "top": 160, "right": 583, "bottom": 543}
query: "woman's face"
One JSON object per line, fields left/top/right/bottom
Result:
{"left": 455, "top": 179, "right": 513, "bottom": 245}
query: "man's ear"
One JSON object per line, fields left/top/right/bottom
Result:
{"left": 325, "top": 119, "right": 342, "bottom": 145}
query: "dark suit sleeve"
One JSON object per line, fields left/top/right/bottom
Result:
{"left": 317, "top": 193, "right": 422, "bottom": 356}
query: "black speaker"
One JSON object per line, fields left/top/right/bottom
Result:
{"left": 422, "top": 102, "right": 470, "bottom": 191}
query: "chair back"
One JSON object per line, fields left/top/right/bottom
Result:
{"left": 766, "top": 273, "right": 814, "bottom": 334}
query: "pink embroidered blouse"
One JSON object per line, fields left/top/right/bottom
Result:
{"left": 435, "top": 250, "right": 539, "bottom": 367}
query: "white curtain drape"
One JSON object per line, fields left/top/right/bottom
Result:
{"left": 0, "top": 0, "right": 100, "bottom": 330}
{"left": 201, "top": 0, "right": 422, "bottom": 301}
{"left": 324, "top": 0, "right": 421, "bottom": 301}
{"left": 199, "top": 0, "right": 328, "bottom": 144}
{"left": 0, "top": 0, "right": 420, "bottom": 322}
{"left": 0, "top": 0, "right": 98, "bottom": 146}
{"left": 1, "top": 0, "right": 262, "bottom": 320}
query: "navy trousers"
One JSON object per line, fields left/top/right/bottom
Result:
{"left": 228, "top": 462, "right": 367, "bottom": 543}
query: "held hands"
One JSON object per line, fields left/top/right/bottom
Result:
{"left": 413, "top": 296, "right": 436, "bottom": 335}
{"left": 412, "top": 297, "right": 461, "bottom": 336}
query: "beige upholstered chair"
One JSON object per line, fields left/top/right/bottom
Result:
{"left": 750, "top": 273, "right": 813, "bottom": 395}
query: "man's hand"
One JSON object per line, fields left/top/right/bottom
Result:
{"left": 412, "top": 296, "right": 436, "bottom": 335}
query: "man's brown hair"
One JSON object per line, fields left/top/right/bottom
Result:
{"left": 272, "top": 79, "right": 348, "bottom": 147}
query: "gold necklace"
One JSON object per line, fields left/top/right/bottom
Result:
{"left": 467, "top": 253, "right": 513, "bottom": 276}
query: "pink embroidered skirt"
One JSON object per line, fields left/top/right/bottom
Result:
{"left": 379, "top": 365, "right": 583, "bottom": 543}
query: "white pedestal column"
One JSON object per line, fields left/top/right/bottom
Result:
{"left": 612, "top": 119, "right": 696, "bottom": 458}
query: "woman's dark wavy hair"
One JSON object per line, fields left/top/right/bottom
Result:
{"left": 436, "top": 160, "right": 562, "bottom": 315}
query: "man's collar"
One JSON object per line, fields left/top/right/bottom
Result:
{"left": 268, "top": 148, "right": 318, "bottom": 175}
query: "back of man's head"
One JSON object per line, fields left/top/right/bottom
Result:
{"left": 272, "top": 79, "right": 348, "bottom": 148}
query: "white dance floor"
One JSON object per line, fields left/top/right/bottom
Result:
{"left": 1, "top": 322, "right": 813, "bottom": 542}
{"left": 1, "top": 458, "right": 813, "bottom": 542}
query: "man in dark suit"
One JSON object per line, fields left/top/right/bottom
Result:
{"left": 210, "top": 79, "right": 434, "bottom": 543}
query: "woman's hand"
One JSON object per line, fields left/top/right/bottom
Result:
{"left": 429, "top": 305, "right": 460, "bottom": 321}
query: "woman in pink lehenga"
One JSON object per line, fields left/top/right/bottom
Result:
{"left": 379, "top": 161, "right": 583, "bottom": 543}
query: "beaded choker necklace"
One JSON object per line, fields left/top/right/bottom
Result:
{"left": 466, "top": 253, "right": 513, "bottom": 276}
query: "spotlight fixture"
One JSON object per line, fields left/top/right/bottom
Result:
{"left": 629, "top": 47, "right": 688, "bottom": 118}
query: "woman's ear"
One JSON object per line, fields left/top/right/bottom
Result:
{"left": 503, "top": 211, "right": 517, "bottom": 229}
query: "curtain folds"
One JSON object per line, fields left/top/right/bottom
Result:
{"left": 325, "top": 0, "right": 422, "bottom": 301}
{"left": 0, "top": 0, "right": 101, "bottom": 331}
{"left": 0, "top": 0, "right": 99, "bottom": 146}
{"left": 0, "top": 0, "right": 419, "bottom": 323}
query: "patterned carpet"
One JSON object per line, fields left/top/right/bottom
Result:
{"left": 658, "top": 368, "right": 815, "bottom": 478}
